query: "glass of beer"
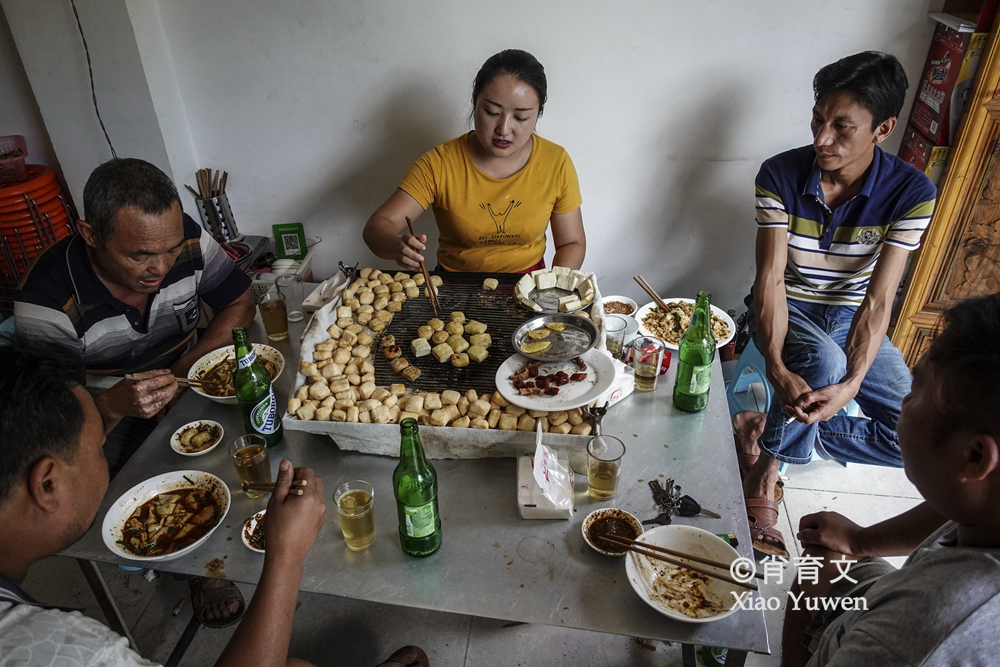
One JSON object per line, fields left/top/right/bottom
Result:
{"left": 258, "top": 290, "right": 288, "bottom": 342}
{"left": 587, "top": 435, "right": 626, "bottom": 501}
{"left": 335, "top": 480, "right": 376, "bottom": 551}
{"left": 630, "top": 336, "right": 666, "bottom": 392}
{"left": 230, "top": 434, "right": 272, "bottom": 498}
{"left": 605, "top": 315, "right": 628, "bottom": 359}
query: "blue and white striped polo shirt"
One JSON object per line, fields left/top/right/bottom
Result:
{"left": 755, "top": 145, "right": 936, "bottom": 305}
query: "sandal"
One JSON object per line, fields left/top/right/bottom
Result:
{"left": 737, "top": 451, "right": 784, "bottom": 503}
{"left": 190, "top": 577, "right": 245, "bottom": 629}
{"left": 746, "top": 498, "right": 790, "bottom": 559}
{"left": 376, "top": 646, "right": 430, "bottom": 667}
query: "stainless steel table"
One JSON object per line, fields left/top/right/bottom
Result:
{"left": 63, "top": 314, "right": 769, "bottom": 662}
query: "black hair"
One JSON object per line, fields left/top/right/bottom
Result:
{"left": 82, "top": 158, "right": 180, "bottom": 246}
{"left": 0, "top": 334, "right": 88, "bottom": 504}
{"left": 813, "top": 51, "right": 908, "bottom": 130}
{"left": 472, "top": 49, "right": 547, "bottom": 117}
{"left": 922, "top": 294, "right": 1000, "bottom": 445}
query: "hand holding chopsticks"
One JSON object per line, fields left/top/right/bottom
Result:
{"left": 186, "top": 168, "right": 229, "bottom": 200}
{"left": 598, "top": 534, "right": 759, "bottom": 591}
{"left": 405, "top": 216, "right": 441, "bottom": 315}
{"left": 243, "top": 480, "right": 308, "bottom": 496}
{"left": 125, "top": 371, "right": 220, "bottom": 391}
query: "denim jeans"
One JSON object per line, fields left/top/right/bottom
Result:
{"left": 747, "top": 299, "right": 909, "bottom": 467}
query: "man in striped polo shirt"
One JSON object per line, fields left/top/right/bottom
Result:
{"left": 15, "top": 158, "right": 256, "bottom": 471}
{"left": 734, "top": 52, "right": 936, "bottom": 558}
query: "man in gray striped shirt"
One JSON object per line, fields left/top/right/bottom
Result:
{"left": 15, "top": 159, "right": 255, "bottom": 463}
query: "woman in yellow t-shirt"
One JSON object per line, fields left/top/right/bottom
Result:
{"left": 363, "top": 49, "right": 586, "bottom": 274}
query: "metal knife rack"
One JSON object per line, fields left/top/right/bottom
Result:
{"left": 0, "top": 193, "right": 76, "bottom": 316}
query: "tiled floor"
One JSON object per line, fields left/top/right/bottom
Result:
{"left": 21, "top": 458, "right": 923, "bottom": 666}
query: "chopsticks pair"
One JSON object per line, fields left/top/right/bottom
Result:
{"left": 405, "top": 216, "right": 441, "bottom": 315}
{"left": 125, "top": 371, "right": 219, "bottom": 391}
{"left": 598, "top": 534, "right": 760, "bottom": 591}
{"left": 633, "top": 275, "right": 671, "bottom": 312}
{"left": 243, "top": 480, "right": 308, "bottom": 496}
{"left": 185, "top": 168, "right": 228, "bottom": 201}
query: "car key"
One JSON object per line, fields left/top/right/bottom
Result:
{"left": 641, "top": 511, "right": 672, "bottom": 526}
{"left": 676, "top": 494, "right": 721, "bottom": 519}
{"left": 647, "top": 479, "right": 673, "bottom": 509}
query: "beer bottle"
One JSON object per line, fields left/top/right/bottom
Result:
{"left": 232, "top": 327, "right": 283, "bottom": 447}
{"left": 393, "top": 418, "right": 441, "bottom": 557}
{"left": 672, "top": 291, "right": 716, "bottom": 413}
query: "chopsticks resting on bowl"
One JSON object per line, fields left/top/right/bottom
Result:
{"left": 125, "top": 372, "right": 219, "bottom": 391}
{"left": 405, "top": 216, "right": 441, "bottom": 315}
{"left": 599, "top": 534, "right": 759, "bottom": 591}
{"left": 242, "top": 480, "right": 308, "bottom": 496}
{"left": 633, "top": 275, "right": 671, "bottom": 313}
{"left": 186, "top": 168, "right": 229, "bottom": 200}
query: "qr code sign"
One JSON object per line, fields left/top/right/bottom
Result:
{"left": 282, "top": 234, "right": 301, "bottom": 254}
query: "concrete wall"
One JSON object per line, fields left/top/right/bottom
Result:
{"left": 2, "top": 0, "right": 945, "bottom": 311}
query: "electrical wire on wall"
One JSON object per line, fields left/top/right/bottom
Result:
{"left": 70, "top": 0, "right": 117, "bottom": 158}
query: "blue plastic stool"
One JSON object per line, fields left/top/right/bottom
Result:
{"left": 725, "top": 339, "right": 856, "bottom": 475}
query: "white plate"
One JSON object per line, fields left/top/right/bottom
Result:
{"left": 187, "top": 344, "right": 285, "bottom": 405}
{"left": 242, "top": 510, "right": 266, "bottom": 553}
{"left": 635, "top": 299, "right": 736, "bottom": 351}
{"left": 624, "top": 525, "right": 742, "bottom": 623}
{"left": 495, "top": 349, "right": 615, "bottom": 410}
{"left": 102, "top": 471, "right": 230, "bottom": 562}
{"left": 169, "top": 420, "right": 224, "bottom": 456}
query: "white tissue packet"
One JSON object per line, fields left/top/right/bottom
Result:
{"left": 517, "top": 446, "right": 574, "bottom": 519}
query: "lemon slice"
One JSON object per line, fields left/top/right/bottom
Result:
{"left": 527, "top": 329, "right": 551, "bottom": 340}
{"left": 521, "top": 341, "right": 551, "bottom": 354}
{"left": 544, "top": 322, "right": 567, "bottom": 332}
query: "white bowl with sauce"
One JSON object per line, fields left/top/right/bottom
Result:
{"left": 169, "top": 420, "right": 224, "bottom": 457}
{"left": 187, "top": 344, "right": 284, "bottom": 405}
{"left": 102, "top": 470, "right": 231, "bottom": 562}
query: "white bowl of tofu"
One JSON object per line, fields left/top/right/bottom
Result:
{"left": 514, "top": 267, "right": 595, "bottom": 314}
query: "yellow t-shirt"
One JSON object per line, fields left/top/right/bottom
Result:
{"left": 398, "top": 133, "right": 583, "bottom": 272}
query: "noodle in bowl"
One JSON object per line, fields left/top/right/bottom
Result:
{"left": 187, "top": 344, "right": 284, "bottom": 405}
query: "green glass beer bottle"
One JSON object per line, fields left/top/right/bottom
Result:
{"left": 672, "top": 291, "right": 716, "bottom": 413}
{"left": 232, "top": 327, "right": 283, "bottom": 447}
{"left": 393, "top": 418, "right": 442, "bottom": 557}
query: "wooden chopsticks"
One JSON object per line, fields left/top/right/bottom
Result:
{"left": 633, "top": 275, "right": 671, "bottom": 312}
{"left": 599, "top": 534, "right": 759, "bottom": 591}
{"left": 405, "top": 216, "right": 441, "bottom": 315}
{"left": 125, "top": 372, "right": 219, "bottom": 390}
{"left": 186, "top": 168, "right": 229, "bottom": 200}
{"left": 242, "top": 480, "right": 308, "bottom": 496}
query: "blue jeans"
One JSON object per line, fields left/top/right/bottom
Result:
{"left": 748, "top": 299, "right": 909, "bottom": 467}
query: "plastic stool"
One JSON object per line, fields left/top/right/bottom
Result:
{"left": 725, "top": 340, "right": 857, "bottom": 475}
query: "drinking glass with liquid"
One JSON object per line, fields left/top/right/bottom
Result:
{"left": 230, "top": 434, "right": 271, "bottom": 498}
{"left": 629, "top": 336, "right": 666, "bottom": 392}
{"left": 587, "top": 435, "right": 626, "bottom": 501}
{"left": 335, "top": 480, "right": 376, "bottom": 551}
{"left": 605, "top": 315, "right": 628, "bottom": 359}
{"left": 258, "top": 290, "right": 288, "bottom": 342}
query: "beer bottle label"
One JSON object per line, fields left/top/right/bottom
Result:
{"left": 687, "top": 363, "right": 712, "bottom": 394}
{"left": 250, "top": 388, "right": 279, "bottom": 435}
{"left": 402, "top": 501, "right": 437, "bottom": 538}
{"left": 238, "top": 348, "right": 257, "bottom": 369}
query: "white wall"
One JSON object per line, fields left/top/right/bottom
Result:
{"left": 5, "top": 0, "right": 945, "bottom": 312}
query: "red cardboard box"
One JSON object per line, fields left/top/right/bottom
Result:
{"left": 910, "top": 22, "right": 972, "bottom": 145}
{"left": 897, "top": 123, "right": 950, "bottom": 185}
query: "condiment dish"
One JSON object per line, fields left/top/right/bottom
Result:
{"left": 582, "top": 508, "right": 643, "bottom": 556}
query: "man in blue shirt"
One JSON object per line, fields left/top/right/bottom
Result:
{"left": 736, "top": 52, "right": 936, "bottom": 558}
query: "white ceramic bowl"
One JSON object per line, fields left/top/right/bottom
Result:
{"left": 581, "top": 508, "right": 644, "bottom": 556}
{"left": 169, "top": 420, "right": 224, "bottom": 457}
{"left": 624, "top": 525, "right": 743, "bottom": 623}
{"left": 242, "top": 510, "right": 266, "bottom": 554}
{"left": 102, "top": 471, "right": 230, "bottom": 562}
{"left": 187, "top": 344, "right": 285, "bottom": 405}
{"left": 601, "top": 295, "right": 639, "bottom": 317}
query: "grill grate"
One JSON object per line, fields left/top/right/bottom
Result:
{"left": 372, "top": 272, "right": 538, "bottom": 394}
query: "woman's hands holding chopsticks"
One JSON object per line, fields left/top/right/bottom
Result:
{"left": 265, "top": 460, "right": 327, "bottom": 565}
{"left": 395, "top": 232, "right": 427, "bottom": 272}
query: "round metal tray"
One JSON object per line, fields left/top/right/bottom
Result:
{"left": 510, "top": 314, "right": 599, "bottom": 362}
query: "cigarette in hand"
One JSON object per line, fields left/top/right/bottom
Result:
{"left": 785, "top": 415, "right": 796, "bottom": 425}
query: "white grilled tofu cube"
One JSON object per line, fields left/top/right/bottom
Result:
{"left": 535, "top": 271, "right": 557, "bottom": 290}
{"left": 411, "top": 338, "right": 432, "bottom": 357}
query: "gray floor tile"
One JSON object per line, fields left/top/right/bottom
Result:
{"left": 781, "top": 459, "right": 920, "bottom": 499}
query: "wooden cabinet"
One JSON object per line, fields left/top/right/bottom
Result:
{"left": 893, "top": 15, "right": 1000, "bottom": 365}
